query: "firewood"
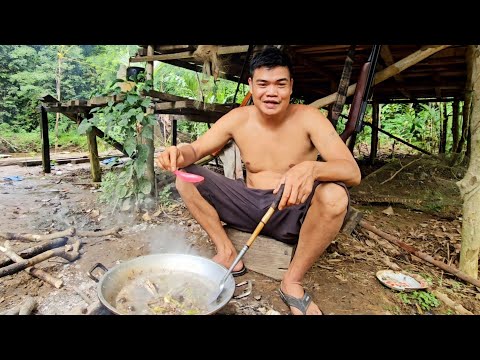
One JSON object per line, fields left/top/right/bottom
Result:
{"left": 432, "top": 290, "right": 473, "bottom": 315}
{"left": 76, "top": 227, "right": 122, "bottom": 237}
{"left": 0, "top": 242, "right": 63, "bottom": 288}
{"left": 19, "top": 297, "right": 37, "bottom": 315}
{"left": 0, "top": 237, "right": 68, "bottom": 268}
{"left": 0, "top": 226, "right": 122, "bottom": 243}
{"left": 0, "top": 228, "right": 75, "bottom": 242}
{"left": 0, "top": 240, "right": 81, "bottom": 278}
{"left": 1, "top": 296, "right": 37, "bottom": 315}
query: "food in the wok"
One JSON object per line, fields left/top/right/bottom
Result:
{"left": 115, "top": 271, "right": 214, "bottom": 315}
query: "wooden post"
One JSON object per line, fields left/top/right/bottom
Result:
{"left": 451, "top": 98, "right": 459, "bottom": 152}
{"left": 86, "top": 128, "right": 101, "bottom": 182}
{"left": 370, "top": 101, "right": 380, "bottom": 164}
{"left": 439, "top": 102, "right": 447, "bottom": 154}
{"left": 39, "top": 106, "right": 51, "bottom": 174}
{"left": 172, "top": 119, "right": 177, "bottom": 146}
{"left": 143, "top": 44, "right": 156, "bottom": 196}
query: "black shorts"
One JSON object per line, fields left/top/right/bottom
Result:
{"left": 183, "top": 165, "right": 350, "bottom": 245}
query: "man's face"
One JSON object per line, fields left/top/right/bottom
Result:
{"left": 248, "top": 66, "right": 293, "bottom": 116}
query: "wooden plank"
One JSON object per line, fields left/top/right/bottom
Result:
{"left": 155, "top": 100, "right": 231, "bottom": 114}
{"left": 91, "top": 126, "right": 127, "bottom": 156}
{"left": 340, "top": 207, "right": 363, "bottom": 236}
{"left": 130, "top": 45, "right": 249, "bottom": 63}
{"left": 19, "top": 155, "right": 116, "bottom": 167}
{"left": 225, "top": 227, "right": 295, "bottom": 280}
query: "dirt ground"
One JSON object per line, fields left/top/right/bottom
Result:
{"left": 0, "top": 151, "right": 479, "bottom": 315}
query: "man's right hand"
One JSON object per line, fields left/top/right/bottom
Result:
{"left": 156, "top": 146, "right": 183, "bottom": 172}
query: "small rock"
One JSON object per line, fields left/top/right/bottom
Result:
{"left": 254, "top": 295, "right": 262, "bottom": 301}
{"left": 266, "top": 309, "right": 281, "bottom": 315}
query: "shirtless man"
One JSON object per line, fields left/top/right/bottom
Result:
{"left": 156, "top": 46, "right": 361, "bottom": 315}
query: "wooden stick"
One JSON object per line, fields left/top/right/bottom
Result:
{"left": 359, "top": 220, "right": 480, "bottom": 288}
{"left": 68, "top": 300, "right": 104, "bottom": 315}
{"left": 0, "top": 228, "right": 75, "bottom": 242}
{"left": 432, "top": 290, "right": 473, "bottom": 315}
{"left": 1, "top": 296, "right": 37, "bottom": 315}
{"left": 0, "top": 237, "right": 68, "bottom": 268}
{"left": 0, "top": 226, "right": 122, "bottom": 243}
{"left": 76, "top": 227, "right": 122, "bottom": 237}
{"left": 0, "top": 242, "right": 63, "bottom": 288}
{"left": 380, "top": 158, "right": 421, "bottom": 185}
{"left": 72, "top": 285, "right": 92, "bottom": 305}
{"left": 0, "top": 240, "right": 81, "bottom": 278}
{"left": 19, "top": 296, "right": 37, "bottom": 315}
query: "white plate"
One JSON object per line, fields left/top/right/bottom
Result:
{"left": 376, "top": 270, "right": 429, "bottom": 291}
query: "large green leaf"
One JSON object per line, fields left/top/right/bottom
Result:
{"left": 124, "top": 137, "right": 136, "bottom": 156}
{"left": 138, "top": 177, "right": 152, "bottom": 195}
{"left": 77, "top": 119, "right": 92, "bottom": 135}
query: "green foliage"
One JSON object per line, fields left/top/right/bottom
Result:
{"left": 82, "top": 78, "right": 156, "bottom": 210}
{"left": 398, "top": 290, "right": 440, "bottom": 312}
{"left": 0, "top": 45, "right": 136, "bottom": 137}
{"left": 158, "top": 183, "right": 174, "bottom": 207}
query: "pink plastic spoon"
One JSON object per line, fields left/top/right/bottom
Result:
{"left": 174, "top": 170, "right": 204, "bottom": 183}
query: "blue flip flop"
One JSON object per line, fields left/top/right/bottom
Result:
{"left": 279, "top": 288, "right": 322, "bottom": 315}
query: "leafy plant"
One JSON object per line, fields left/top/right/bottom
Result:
{"left": 398, "top": 290, "right": 440, "bottom": 312}
{"left": 78, "top": 77, "right": 157, "bottom": 211}
{"left": 158, "top": 183, "right": 174, "bottom": 207}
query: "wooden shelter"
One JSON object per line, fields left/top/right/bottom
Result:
{"left": 39, "top": 44, "right": 471, "bottom": 176}
{"left": 131, "top": 45, "right": 467, "bottom": 104}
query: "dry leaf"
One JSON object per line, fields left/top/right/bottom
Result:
{"left": 382, "top": 206, "right": 395, "bottom": 215}
{"left": 365, "top": 239, "right": 376, "bottom": 248}
{"left": 142, "top": 212, "right": 151, "bottom": 221}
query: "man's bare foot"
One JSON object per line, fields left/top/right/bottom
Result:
{"left": 212, "top": 254, "right": 244, "bottom": 273}
{"left": 280, "top": 282, "right": 323, "bottom": 315}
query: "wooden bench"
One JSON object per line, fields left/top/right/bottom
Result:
{"left": 225, "top": 207, "right": 363, "bottom": 280}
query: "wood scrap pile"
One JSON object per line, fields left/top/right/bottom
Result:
{"left": 0, "top": 226, "right": 121, "bottom": 315}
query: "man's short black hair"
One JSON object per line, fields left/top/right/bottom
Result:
{"left": 249, "top": 46, "right": 293, "bottom": 78}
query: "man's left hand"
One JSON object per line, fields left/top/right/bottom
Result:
{"left": 273, "top": 161, "right": 316, "bottom": 210}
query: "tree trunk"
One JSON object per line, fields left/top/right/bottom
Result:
{"left": 457, "top": 45, "right": 480, "bottom": 279}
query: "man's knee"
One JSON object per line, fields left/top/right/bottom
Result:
{"left": 175, "top": 177, "right": 196, "bottom": 198}
{"left": 312, "top": 183, "right": 349, "bottom": 217}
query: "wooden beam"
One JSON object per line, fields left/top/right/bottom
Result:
{"left": 379, "top": 45, "right": 411, "bottom": 98}
{"left": 310, "top": 45, "right": 452, "bottom": 108}
{"left": 155, "top": 100, "right": 231, "bottom": 115}
{"left": 91, "top": 126, "right": 127, "bottom": 156}
{"left": 130, "top": 45, "right": 250, "bottom": 63}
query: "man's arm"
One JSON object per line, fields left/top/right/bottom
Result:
{"left": 159, "top": 108, "right": 242, "bottom": 171}
{"left": 306, "top": 107, "right": 361, "bottom": 187}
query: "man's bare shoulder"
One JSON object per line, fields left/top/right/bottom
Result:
{"left": 290, "top": 104, "right": 329, "bottom": 123}
{"left": 217, "top": 105, "right": 250, "bottom": 124}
